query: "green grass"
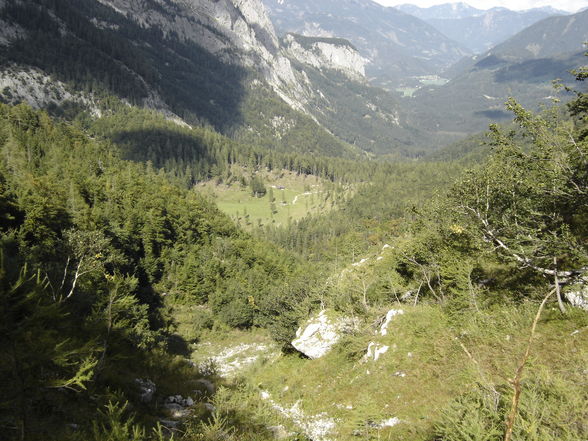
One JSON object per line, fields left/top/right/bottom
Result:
{"left": 196, "top": 168, "right": 352, "bottom": 229}
{"left": 396, "top": 87, "right": 418, "bottom": 97}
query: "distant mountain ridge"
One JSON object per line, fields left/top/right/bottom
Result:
{"left": 396, "top": 3, "right": 568, "bottom": 53}
{"left": 395, "top": 2, "right": 484, "bottom": 19}
{"left": 407, "top": 8, "right": 588, "bottom": 145}
{"left": 263, "top": 0, "right": 470, "bottom": 89}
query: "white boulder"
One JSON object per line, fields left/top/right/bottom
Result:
{"left": 565, "top": 286, "right": 588, "bottom": 311}
{"left": 292, "top": 310, "right": 354, "bottom": 359}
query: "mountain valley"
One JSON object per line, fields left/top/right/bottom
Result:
{"left": 0, "top": 1, "right": 587, "bottom": 440}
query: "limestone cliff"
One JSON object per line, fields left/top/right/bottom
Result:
{"left": 283, "top": 34, "right": 368, "bottom": 81}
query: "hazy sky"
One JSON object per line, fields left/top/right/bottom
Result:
{"left": 375, "top": 0, "right": 588, "bottom": 12}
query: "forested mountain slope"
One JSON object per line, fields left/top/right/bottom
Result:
{"left": 1, "top": 53, "right": 588, "bottom": 441}
{"left": 406, "top": 8, "right": 588, "bottom": 145}
{"left": 0, "top": 0, "right": 587, "bottom": 438}
{"left": 0, "top": 102, "right": 321, "bottom": 439}
{"left": 0, "top": 0, "right": 362, "bottom": 157}
{"left": 282, "top": 34, "right": 428, "bottom": 155}
{"left": 4, "top": 54, "right": 588, "bottom": 439}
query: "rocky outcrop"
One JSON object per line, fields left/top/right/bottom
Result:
{"left": 163, "top": 394, "right": 195, "bottom": 418}
{"left": 0, "top": 67, "right": 99, "bottom": 115}
{"left": 283, "top": 34, "right": 368, "bottom": 80}
{"left": 362, "top": 342, "right": 389, "bottom": 362}
{"left": 195, "top": 342, "right": 278, "bottom": 378}
{"left": 352, "top": 417, "right": 400, "bottom": 436}
{"left": 379, "top": 309, "right": 404, "bottom": 336}
{"left": 361, "top": 309, "right": 404, "bottom": 363}
{"left": 292, "top": 310, "right": 355, "bottom": 359}
{"left": 267, "top": 425, "right": 291, "bottom": 439}
{"left": 260, "top": 390, "right": 337, "bottom": 441}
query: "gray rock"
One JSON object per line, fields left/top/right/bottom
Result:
{"left": 267, "top": 425, "right": 290, "bottom": 439}
{"left": 204, "top": 402, "right": 216, "bottom": 413}
{"left": 195, "top": 378, "right": 216, "bottom": 395}
{"left": 362, "top": 342, "right": 390, "bottom": 362}
{"left": 164, "top": 395, "right": 183, "bottom": 404}
{"left": 379, "top": 309, "right": 404, "bottom": 336}
{"left": 163, "top": 402, "right": 189, "bottom": 418}
{"left": 371, "top": 417, "right": 400, "bottom": 428}
{"left": 283, "top": 33, "right": 368, "bottom": 81}
{"left": 400, "top": 291, "right": 415, "bottom": 301}
{"left": 135, "top": 378, "right": 156, "bottom": 403}
{"left": 183, "top": 396, "right": 194, "bottom": 407}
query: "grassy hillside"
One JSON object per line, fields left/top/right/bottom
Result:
{"left": 0, "top": 103, "right": 318, "bottom": 440}
{"left": 192, "top": 304, "right": 587, "bottom": 441}
{"left": 0, "top": 80, "right": 587, "bottom": 441}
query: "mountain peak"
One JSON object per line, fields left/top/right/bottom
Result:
{"left": 525, "top": 6, "right": 569, "bottom": 15}
{"left": 395, "top": 2, "right": 484, "bottom": 19}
